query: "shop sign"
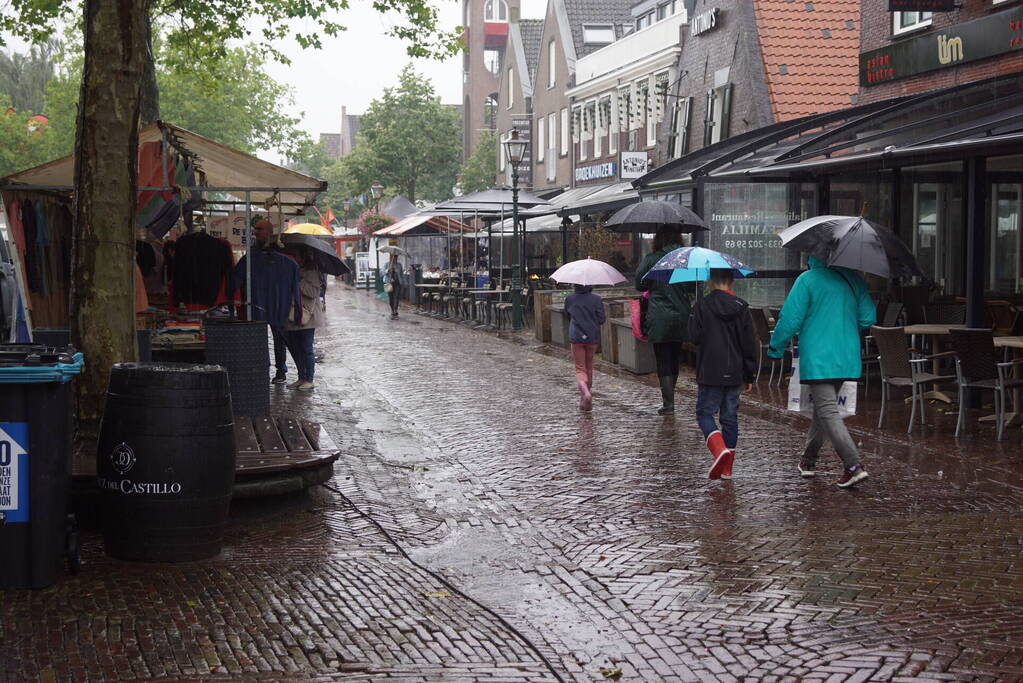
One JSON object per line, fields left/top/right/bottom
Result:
{"left": 575, "top": 161, "right": 617, "bottom": 183}
{"left": 888, "top": 0, "right": 955, "bottom": 11}
{"left": 512, "top": 115, "right": 532, "bottom": 170}
{"left": 621, "top": 151, "right": 650, "bottom": 179}
{"left": 861, "top": 5, "right": 1023, "bottom": 86}
{"left": 690, "top": 7, "right": 719, "bottom": 36}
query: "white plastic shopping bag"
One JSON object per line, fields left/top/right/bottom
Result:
{"left": 786, "top": 349, "right": 857, "bottom": 418}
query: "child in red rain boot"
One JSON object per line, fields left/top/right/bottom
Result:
{"left": 688, "top": 269, "right": 758, "bottom": 479}
{"left": 565, "top": 284, "right": 606, "bottom": 411}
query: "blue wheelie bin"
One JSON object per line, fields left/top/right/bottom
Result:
{"left": 0, "top": 345, "right": 84, "bottom": 588}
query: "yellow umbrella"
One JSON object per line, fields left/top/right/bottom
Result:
{"left": 285, "top": 222, "right": 334, "bottom": 236}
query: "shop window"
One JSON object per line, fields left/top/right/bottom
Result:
{"left": 596, "top": 96, "right": 611, "bottom": 158}
{"left": 484, "top": 49, "right": 501, "bottom": 75}
{"left": 609, "top": 96, "right": 619, "bottom": 156}
{"left": 485, "top": 0, "right": 508, "bottom": 22}
{"left": 990, "top": 183, "right": 1021, "bottom": 293}
{"left": 548, "top": 40, "right": 556, "bottom": 89}
{"left": 901, "top": 162, "right": 964, "bottom": 296}
{"left": 560, "top": 107, "right": 569, "bottom": 157}
{"left": 703, "top": 83, "right": 732, "bottom": 146}
{"left": 893, "top": 11, "right": 932, "bottom": 35}
{"left": 669, "top": 97, "right": 691, "bottom": 159}
{"left": 635, "top": 80, "right": 649, "bottom": 133}
{"left": 583, "top": 25, "right": 615, "bottom": 44}
{"left": 548, "top": 112, "right": 557, "bottom": 177}
{"left": 536, "top": 116, "right": 545, "bottom": 163}
{"left": 617, "top": 86, "right": 632, "bottom": 133}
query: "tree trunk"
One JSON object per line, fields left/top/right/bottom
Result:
{"left": 139, "top": 2, "right": 160, "bottom": 126}
{"left": 70, "top": 0, "right": 148, "bottom": 444}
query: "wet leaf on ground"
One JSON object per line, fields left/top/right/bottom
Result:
{"left": 422, "top": 590, "right": 450, "bottom": 598}
{"left": 600, "top": 667, "right": 623, "bottom": 680}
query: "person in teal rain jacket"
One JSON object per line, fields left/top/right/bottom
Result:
{"left": 768, "top": 256, "right": 876, "bottom": 488}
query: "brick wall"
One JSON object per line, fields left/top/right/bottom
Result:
{"left": 859, "top": 0, "right": 1023, "bottom": 103}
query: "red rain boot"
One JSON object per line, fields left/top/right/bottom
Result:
{"left": 720, "top": 450, "right": 734, "bottom": 479}
{"left": 706, "top": 431, "right": 733, "bottom": 480}
{"left": 578, "top": 381, "right": 592, "bottom": 411}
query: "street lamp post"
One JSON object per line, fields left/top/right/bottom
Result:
{"left": 502, "top": 130, "right": 528, "bottom": 332}
{"left": 370, "top": 183, "right": 384, "bottom": 294}
{"left": 342, "top": 198, "right": 351, "bottom": 231}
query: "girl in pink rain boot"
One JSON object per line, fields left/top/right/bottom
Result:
{"left": 565, "top": 284, "right": 606, "bottom": 411}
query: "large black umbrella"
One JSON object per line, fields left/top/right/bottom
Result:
{"left": 777, "top": 215, "right": 923, "bottom": 279}
{"left": 281, "top": 233, "right": 350, "bottom": 276}
{"left": 604, "top": 200, "right": 708, "bottom": 233}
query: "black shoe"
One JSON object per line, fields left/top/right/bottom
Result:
{"left": 657, "top": 404, "right": 675, "bottom": 415}
{"left": 271, "top": 372, "right": 287, "bottom": 385}
{"left": 797, "top": 456, "right": 816, "bottom": 478}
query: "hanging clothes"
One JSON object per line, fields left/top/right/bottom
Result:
{"left": 171, "top": 231, "right": 233, "bottom": 307}
{"left": 232, "top": 248, "right": 301, "bottom": 328}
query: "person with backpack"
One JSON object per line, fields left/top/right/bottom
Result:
{"left": 768, "top": 256, "right": 876, "bottom": 488}
{"left": 688, "top": 269, "right": 757, "bottom": 480}
{"left": 564, "top": 284, "right": 606, "bottom": 411}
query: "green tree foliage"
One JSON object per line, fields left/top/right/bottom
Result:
{"left": 0, "top": 97, "right": 57, "bottom": 176}
{"left": 457, "top": 129, "right": 496, "bottom": 194}
{"left": 0, "top": 1, "right": 461, "bottom": 66}
{"left": 0, "top": 39, "right": 60, "bottom": 114}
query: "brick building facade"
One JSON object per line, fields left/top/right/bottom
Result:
{"left": 859, "top": 0, "right": 1023, "bottom": 103}
{"left": 462, "top": 0, "right": 520, "bottom": 162}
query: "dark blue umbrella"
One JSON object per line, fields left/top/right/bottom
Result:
{"left": 644, "top": 246, "right": 756, "bottom": 283}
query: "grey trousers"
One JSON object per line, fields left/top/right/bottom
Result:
{"left": 803, "top": 381, "right": 861, "bottom": 470}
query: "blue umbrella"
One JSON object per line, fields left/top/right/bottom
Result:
{"left": 644, "top": 246, "right": 755, "bottom": 283}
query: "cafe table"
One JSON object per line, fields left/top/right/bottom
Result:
{"left": 902, "top": 324, "right": 967, "bottom": 403}
{"left": 985, "top": 335, "right": 1023, "bottom": 428}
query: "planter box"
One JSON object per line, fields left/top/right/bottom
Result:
{"left": 599, "top": 300, "right": 626, "bottom": 365}
{"left": 611, "top": 317, "right": 656, "bottom": 374}
{"left": 549, "top": 304, "right": 569, "bottom": 347}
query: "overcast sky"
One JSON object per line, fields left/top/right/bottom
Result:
{"left": 260, "top": 0, "right": 547, "bottom": 162}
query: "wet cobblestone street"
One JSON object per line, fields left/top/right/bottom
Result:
{"left": 4, "top": 283, "right": 1023, "bottom": 681}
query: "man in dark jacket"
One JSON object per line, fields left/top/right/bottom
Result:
{"left": 688, "top": 269, "right": 757, "bottom": 480}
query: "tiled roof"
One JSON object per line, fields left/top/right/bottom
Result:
{"left": 519, "top": 19, "right": 544, "bottom": 85}
{"left": 753, "top": 0, "right": 860, "bottom": 121}
{"left": 563, "top": 0, "right": 634, "bottom": 58}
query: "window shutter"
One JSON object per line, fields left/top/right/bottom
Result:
{"left": 719, "top": 83, "right": 733, "bottom": 142}
{"left": 679, "top": 97, "right": 691, "bottom": 156}
{"left": 703, "top": 88, "right": 716, "bottom": 147}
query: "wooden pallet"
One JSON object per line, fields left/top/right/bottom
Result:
{"left": 72, "top": 416, "right": 339, "bottom": 479}
{"left": 234, "top": 416, "right": 340, "bottom": 477}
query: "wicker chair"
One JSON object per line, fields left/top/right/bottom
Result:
{"left": 750, "top": 308, "right": 783, "bottom": 385}
{"left": 949, "top": 327, "right": 1023, "bottom": 440}
{"left": 880, "top": 302, "right": 904, "bottom": 327}
{"left": 871, "top": 325, "right": 955, "bottom": 433}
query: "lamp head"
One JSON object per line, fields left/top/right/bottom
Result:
{"left": 503, "top": 130, "right": 528, "bottom": 165}
{"left": 370, "top": 183, "right": 384, "bottom": 200}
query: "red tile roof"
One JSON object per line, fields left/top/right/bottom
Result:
{"left": 753, "top": 0, "right": 860, "bottom": 121}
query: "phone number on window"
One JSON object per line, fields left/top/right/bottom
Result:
{"left": 722, "top": 239, "right": 772, "bottom": 250}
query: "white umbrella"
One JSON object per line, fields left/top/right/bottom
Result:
{"left": 378, "top": 245, "right": 410, "bottom": 257}
{"left": 550, "top": 258, "right": 627, "bottom": 287}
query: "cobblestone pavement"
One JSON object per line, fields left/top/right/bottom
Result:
{"left": 4, "top": 283, "right": 1023, "bottom": 682}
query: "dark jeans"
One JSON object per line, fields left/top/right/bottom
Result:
{"left": 271, "top": 325, "right": 288, "bottom": 375}
{"left": 388, "top": 282, "right": 402, "bottom": 315}
{"left": 653, "top": 342, "right": 682, "bottom": 378}
{"left": 695, "top": 384, "right": 742, "bottom": 449}
{"left": 284, "top": 328, "right": 316, "bottom": 382}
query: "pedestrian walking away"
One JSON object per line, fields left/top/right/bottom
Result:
{"left": 636, "top": 226, "right": 693, "bottom": 414}
{"left": 768, "top": 256, "right": 876, "bottom": 487}
{"left": 383, "top": 253, "right": 402, "bottom": 319}
{"left": 564, "top": 284, "right": 606, "bottom": 411}
{"left": 688, "top": 269, "right": 757, "bottom": 480}
{"left": 283, "top": 247, "right": 326, "bottom": 392}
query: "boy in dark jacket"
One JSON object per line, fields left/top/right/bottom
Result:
{"left": 564, "top": 284, "right": 606, "bottom": 411}
{"left": 688, "top": 269, "right": 758, "bottom": 480}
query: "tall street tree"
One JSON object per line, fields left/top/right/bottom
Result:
{"left": 2, "top": 0, "right": 460, "bottom": 442}
{"left": 353, "top": 65, "right": 462, "bottom": 204}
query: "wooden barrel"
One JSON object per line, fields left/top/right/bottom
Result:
{"left": 97, "top": 362, "right": 235, "bottom": 562}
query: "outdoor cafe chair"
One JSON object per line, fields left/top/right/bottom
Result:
{"left": 749, "top": 308, "right": 783, "bottom": 385}
{"left": 880, "top": 302, "right": 904, "bottom": 327}
{"left": 872, "top": 325, "right": 956, "bottom": 433}
{"left": 949, "top": 327, "right": 1023, "bottom": 441}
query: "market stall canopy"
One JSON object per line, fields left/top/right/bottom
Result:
{"left": 372, "top": 214, "right": 475, "bottom": 236}
{"left": 382, "top": 195, "right": 418, "bottom": 220}
{"left": 1, "top": 121, "right": 326, "bottom": 216}
{"left": 434, "top": 185, "right": 552, "bottom": 210}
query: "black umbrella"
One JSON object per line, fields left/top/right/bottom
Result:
{"left": 777, "top": 215, "right": 923, "bottom": 279}
{"left": 281, "top": 233, "right": 350, "bottom": 276}
{"left": 604, "top": 200, "right": 708, "bottom": 233}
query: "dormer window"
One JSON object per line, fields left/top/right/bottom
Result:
{"left": 583, "top": 24, "right": 615, "bottom": 45}
{"left": 485, "top": 0, "right": 508, "bottom": 22}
